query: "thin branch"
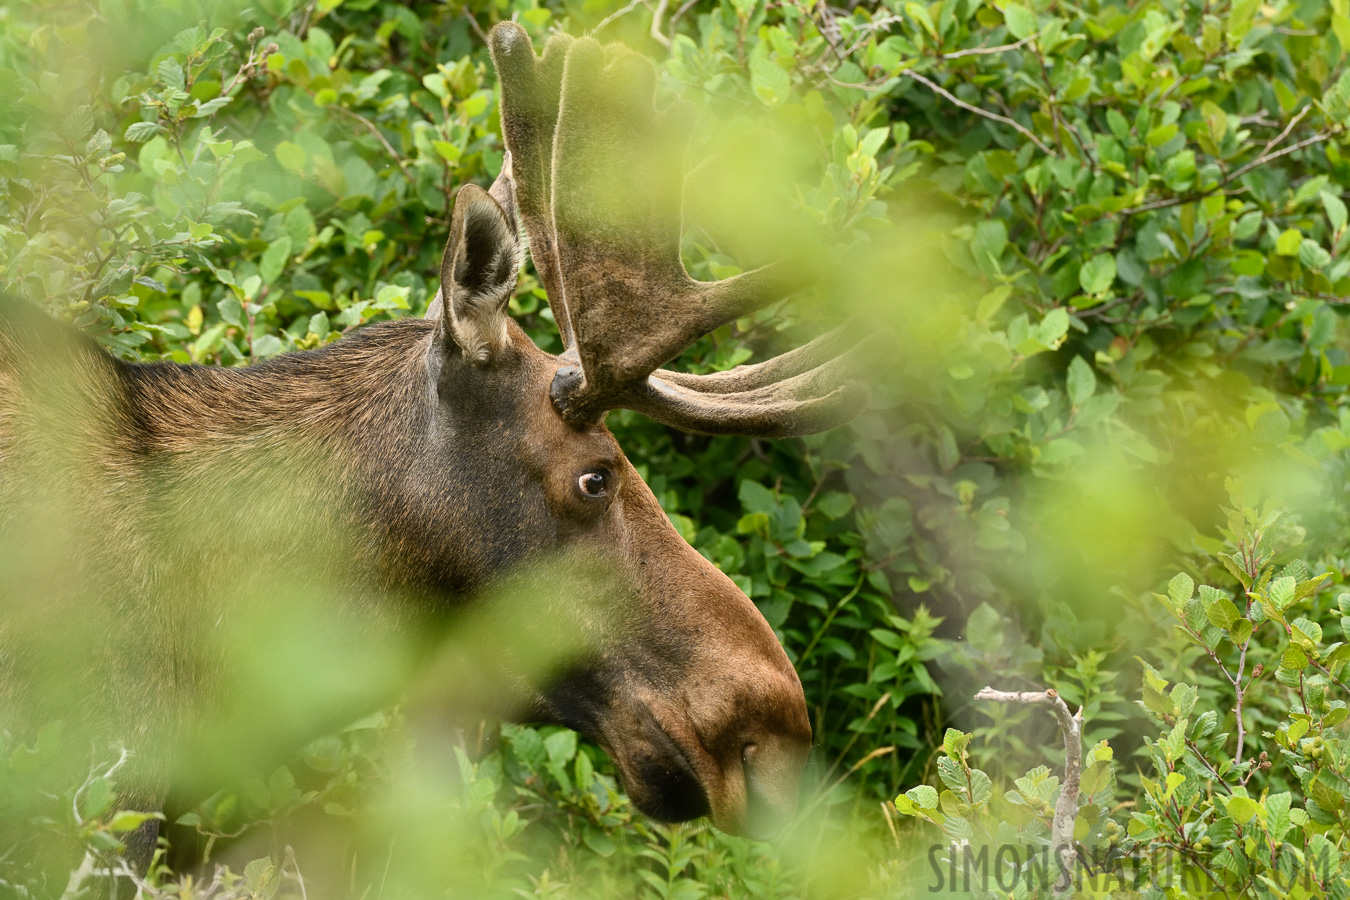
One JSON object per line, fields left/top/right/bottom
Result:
{"left": 329, "top": 106, "right": 416, "bottom": 188}
{"left": 649, "top": 0, "right": 671, "bottom": 47}
{"left": 938, "top": 34, "right": 1037, "bottom": 60}
{"left": 975, "top": 687, "right": 1082, "bottom": 896}
{"left": 902, "top": 70, "right": 1054, "bottom": 156}
{"left": 1118, "top": 128, "right": 1335, "bottom": 216}
{"left": 589, "top": 0, "right": 646, "bottom": 36}
{"left": 667, "top": 0, "right": 700, "bottom": 35}
{"left": 462, "top": 9, "right": 489, "bottom": 46}
{"left": 1257, "top": 104, "right": 1311, "bottom": 161}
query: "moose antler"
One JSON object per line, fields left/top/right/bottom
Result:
{"left": 489, "top": 23, "right": 873, "bottom": 438}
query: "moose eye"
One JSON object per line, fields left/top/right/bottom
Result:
{"left": 577, "top": 470, "right": 608, "bottom": 499}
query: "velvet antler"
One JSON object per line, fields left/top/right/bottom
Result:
{"left": 489, "top": 22, "right": 871, "bottom": 438}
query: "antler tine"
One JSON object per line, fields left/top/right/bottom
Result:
{"left": 490, "top": 22, "right": 575, "bottom": 347}
{"left": 631, "top": 327, "right": 885, "bottom": 437}
{"left": 653, "top": 325, "right": 864, "bottom": 395}
{"left": 633, "top": 377, "right": 870, "bottom": 438}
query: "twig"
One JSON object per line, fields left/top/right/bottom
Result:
{"left": 974, "top": 687, "right": 1082, "bottom": 896}
{"left": 1118, "top": 128, "right": 1334, "bottom": 216}
{"left": 330, "top": 106, "right": 416, "bottom": 188}
{"left": 938, "top": 34, "right": 1037, "bottom": 60}
{"left": 284, "top": 846, "right": 308, "bottom": 900}
{"left": 667, "top": 0, "right": 699, "bottom": 35}
{"left": 902, "top": 70, "right": 1054, "bottom": 156}
{"left": 590, "top": 0, "right": 646, "bottom": 36}
{"left": 462, "top": 9, "right": 489, "bottom": 46}
{"left": 1257, "top": 105, "right": 1311, "bottom": 161}
{"left": 649, "top": 0, "right": 671, "bottom": 46}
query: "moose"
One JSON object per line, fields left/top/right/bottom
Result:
{"left": 0, "top": 23, "right": 870, "bottom": 872}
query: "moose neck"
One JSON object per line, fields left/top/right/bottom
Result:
{"left": 121, "top": 318, "right": 438, "bottom": 456}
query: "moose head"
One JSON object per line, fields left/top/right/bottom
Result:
{"left": 404, "top": 23, "right": 870, "bottom": 836}
{"left": 0, "top": 24, "right": 874, "bottom": 852}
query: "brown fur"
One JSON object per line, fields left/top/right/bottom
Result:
{"left": 0, "top": 286, "right": 810, "bottom": 841}
{"left": 0, "top": 29, "right": 842, "bottom": 857}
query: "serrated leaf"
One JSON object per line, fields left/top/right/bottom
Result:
{"left": 1292, "top": 617, "right": 1323, "bottom": 645}
{"left": 1269, "top": 576, "right": 1296, "bottom": 609}
{"left": 124, "top": 121, "right": 161, "bottom": 142}
{"left": 1206, "top": 597, "right": 1241, "bottom": 631}
{"left": 968, "top": 769, "right": 993, "bottom": 804}
{"left": 943, "top": 728, "right": 971, "bottom": 760}
{"left": 907, "top": 784, "right": 939, "bottom": 809}
{"left": 1066, "top": 356, "right": 1096, "bottom": 407}
{"left": 1168, "top": 573, "right": 1194, "bottom": 607}
{"left": 1226, "top": 795, "right": 1261, "bottom": 824}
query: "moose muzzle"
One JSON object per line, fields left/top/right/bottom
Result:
{"left": 596, "top": 472, "right": 814, "bottom": 839}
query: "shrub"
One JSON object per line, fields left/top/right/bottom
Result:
{"left": 3, "top": 0, "right": 1350, "bottom": 897}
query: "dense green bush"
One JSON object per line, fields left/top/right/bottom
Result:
{"left": 4, "top": 0, "right": 1350, "bottom": 896}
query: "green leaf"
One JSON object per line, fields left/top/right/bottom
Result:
{"left": 1299, "top": 238, "right": 1332, "bottom": 270}
{"left": 1323, "top": 190, "right": 1348, "bottom": 234}
{"left": 252, "top": 334, "right": 284, "bottom": 358}
{"left": 1275, "top": 228, "right": 1303, "bottom": 256}
{"left": 1066, "top": 356, "right": 1096, "bottom": 406}
{"left": 1205, "top": 597, "right": 1241, "bottom": 631}
{"left": 544, "top": 729, "right": 577, "bottom": 767}
{"left": 739, "top": 481, "right": 777, "bottom": 516}
{"left": 1226, "top": 795, "right": 1261, "bottom": 824}
{"left": 749, "top": 50, "right": 792, "bottom": 106}
{"left": 976, "top": 285, "right": 1011, "bottom": 320}
{"left": 244, "top": 857, "right": 279, "bottom": 900}
{"left": 276, "top": 140, "right": 307, "bottom": 175}
{"left": 1267, "top": 792, "right": 1291, "bottom": 838}
{"left": 124, "top": 121, "right": 161, "bottom": 142}
{"left": 1003, "top": 3, "right": 1037, "bottom": 40}
{"left": 1270, "top": 576, "right": 1296, "bottom": 609}
{"left": 1078, "top": 252, "right": 1116, "bottom": 294}
{"left": 81, "top": 777, "right": 115, "bottom": 820}
{"left": 1038, "top": 307, "right": 1069, "bottom": 346}
{"left": 972, "top": 220, "right": 1008, "bottom": 273}
{"left": 968, "top": 769, "right": 993, "bottom": 804}
{"left": 217, "top": 296, "right": 243, "bottom": 328}
{"left": 907, "top": 784, "right": 939, "bottom": 809}
{"left": 107, "top": 810, "right": 163, "bottom": 833}
{"left": 1292, "top": 617, "right": 1324, "bottom": 645}
{"left": 1168, "top": 573, "right": 1194, "bottom": 608}
{"left": 943, "top": 728, "right": 971, "bottom": 760}
{"left": 583, "top": 829, "right": 615, "bottom": 857}
{"left": 905, "top": 2, "right": 940, "bottom": 40}
{"left": 259, "top": 236, "right": 292, "bottom": 285}
{"left": 815, "top": 492, "right": 855, "bottom": 520}
{"left": 1200, "top": 100, "right": 1227, "bottom": 143}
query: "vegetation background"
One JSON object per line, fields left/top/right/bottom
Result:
{"left": 2, "top": 0, "right": 1350, "bottom": 896}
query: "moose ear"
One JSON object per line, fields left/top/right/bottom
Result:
{"left": 435, "top": 176, "right": 522, "bottom": 365}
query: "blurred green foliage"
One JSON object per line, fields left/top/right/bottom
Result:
{"left": 5, "top": 0, "right": 1350, "bottom": 895}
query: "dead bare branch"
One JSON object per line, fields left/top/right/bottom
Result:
{"left": 974, "top": 686, "right": 1082, "bottom": 895}
{"left": 902, "top": 70, "right": 1055, "bottom": 156}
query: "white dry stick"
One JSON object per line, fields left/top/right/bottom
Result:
{"left": 974, "top": 687, "right": 1083, "bottom": 895}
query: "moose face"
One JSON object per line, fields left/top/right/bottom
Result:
{"left": 421, "top": 194, "right": 811, "bottom": 834}
{"left": 400, "top": 22, "right": 876, "bottom": 838}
